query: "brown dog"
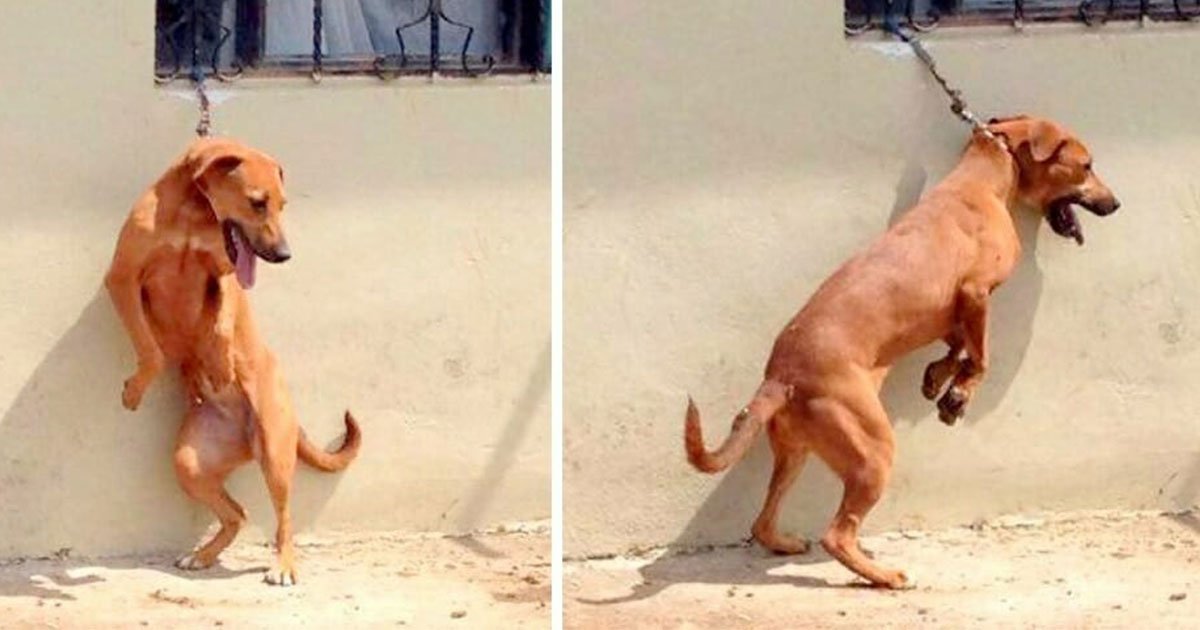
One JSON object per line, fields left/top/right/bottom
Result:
{"left": 685, "top": 116, "right": 1118, "bottom": 588}
{"left": 105, "top": 137, "right": 361, "bottom": 586}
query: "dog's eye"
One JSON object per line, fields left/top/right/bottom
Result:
{"left": 250, "top": 199, "right": 268, "bottom": 213}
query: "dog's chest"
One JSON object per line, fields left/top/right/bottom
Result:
{"left": 142, "top": 243, "right": 224, "bottom": 340}
{"left": 992, "top": 237, "right": 1022, "bottom": 286}
{"left": 976, "top": 216, "right": 1022, "bottom": 287}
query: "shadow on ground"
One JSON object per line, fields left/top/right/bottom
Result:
{"left": 576, "top": 542, "right": 872, "bottom": 605}
{"left": 0, "top": 554, "right": 264, "bottom": 601}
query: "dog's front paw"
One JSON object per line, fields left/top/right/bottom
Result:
{"left": 122, "top": 355, "right": 164, "bottom": 410}
{"left": 122, "top": 375, "right": 149, "bottom": 411}
{"left": 937, "top": 386, "right": 969, "bottom": 425}
{"left": 921, "top": 363, "right": 945, "bottom": 401}
{"left": 264, "top": 562, "right": 297, "bottom": 587}
{"left": 923, "top": 358, "right": 965, "bottom": 401}
{"left": 931, "top": 386, "right": 969, "bottom": 424}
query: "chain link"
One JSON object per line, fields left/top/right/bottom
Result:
{"left": 312, "top": 0, "right": 324, "bottom": 82}
{"left": 195, "top": 76, "right": 212, "bottom": 137}
{"left": 189, "top": 37, "right": 212, "bottom": 138}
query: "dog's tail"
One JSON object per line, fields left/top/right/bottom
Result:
{"left": 297, "top": 411, "right": 362, "bottom": 472}
{"left": 684, "top": 380, "right": 790, "bottom": 474}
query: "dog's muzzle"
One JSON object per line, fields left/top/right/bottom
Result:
{"left": 1046, "top": 195, "right": 1119, "bottom": 246}
{"left": 256, "top": 238, "right": 291, "bottom": 264}
{"left": 1081, "top": 197, "right": 1120, "bottom": 217}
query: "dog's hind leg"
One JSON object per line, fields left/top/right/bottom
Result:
{"left": 173, "top": 402, "right": 252, "bottom": 570}
{"left": 804, "top": 387, "right": 909, "bottom": 589}
{"left": 751, "top": 422, "right": 811, "bottom": 554}
{"left": 174, "top": 486, "right": 247, "bottom": 570}
{"left": 821, "top": 459, "right": 907, "bottom": 589}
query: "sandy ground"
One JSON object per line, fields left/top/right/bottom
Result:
{"left": 566, "top": 510, "right": 1200, "bottom": 629}
{"left": 0, "top": 525, "right": 548, "bottom": 629}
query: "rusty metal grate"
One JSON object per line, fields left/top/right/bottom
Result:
{"left": 846, "top": 0, "right": 1200, "bottom": 34}
{"left": 155, "top": 0, "right": 550, "bottom": 83}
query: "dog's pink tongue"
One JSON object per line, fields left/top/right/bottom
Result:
{"left": 235, "top": 237, "right": 256, "bottom": 289}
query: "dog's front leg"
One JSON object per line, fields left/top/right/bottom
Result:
{"left": 922, "top": 333, "right": 965, "bottom": 401}
{"left": 199, "top": 274, "right": 239, "bottom": 390}
{"left": 105, "top": 267, "right": 164, "bottom": 411}
{"left": 937, "top": 286, "right": 990, "bottom": 425}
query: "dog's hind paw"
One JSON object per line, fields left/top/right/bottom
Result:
{"left": 875, "top": 570, "right": 914, "bottom": 591}
{"left": 174, "top": 552, "right": 214, "bottom": 571}
{"left": 264, "top": 564, "right": 297, "bottom": 587}
{"left": 762, "top": 536, "right": 812, "bottom": 556}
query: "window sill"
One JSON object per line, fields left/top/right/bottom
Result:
{"left": 154, "top": 70, "right": 551, "bottom": 92}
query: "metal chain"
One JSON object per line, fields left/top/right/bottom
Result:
{"left": 884, "top": 21, "right": 1002, "bottom": 146}
{"left": 890, "top": 28, "right": 998, "bottom": 142}
{"left": 312, "top": 0, "right": 324, "bottom": 82}
{"left": 186, "top": 0, "right": 211, "bottom": 137}
{"left": 195, "top": 75, "right": 212, "bottom": 137}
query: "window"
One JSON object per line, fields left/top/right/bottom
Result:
{"left": 155, "top": 0, "right": 550, "bottom": 82}
{"left": 845, "top": 1, "right": 1200, "bottom": 34}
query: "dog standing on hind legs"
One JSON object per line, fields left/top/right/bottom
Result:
{"left": 685, "top": 116, "right": 1119, "bottom": 589}
{"left": 105, "top": 137, "right": 362, "bottom": 586}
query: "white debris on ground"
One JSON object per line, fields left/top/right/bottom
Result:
{"left": 0, "top": 524, "right": 549, "bottom": 629}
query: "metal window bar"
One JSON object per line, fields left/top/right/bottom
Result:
{"left": 156, "top": 0, "right": 548, "bottom": 83}
{"left": 155, "top": 0, "right": 246, "bottom": 84}
{"left": 369, "top": 0, "right": 497, "bottom": 77}
{"left": 845, "top": 0, "right": 1199, "bottom": 34}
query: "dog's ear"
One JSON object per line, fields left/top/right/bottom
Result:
{"left": 1028, "top": 120, "right": 1068, "bottom": 163}
{"left": 985, "top": 116, "right": 1029, "bottom": 149}
{"left": 987, "top": 117, "right": 1067, "bottom": 163}
{"left": 192, "top": 152, "right": 244, "bottom": 194}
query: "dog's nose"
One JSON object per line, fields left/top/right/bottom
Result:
{"left": 269, "top": 240, "right": 291, "bottom": 263}
{"left": 1111, "top": 199, "right": 1121, "bottom": 212}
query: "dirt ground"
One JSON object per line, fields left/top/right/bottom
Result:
{"left": 0, "top": 525, "right": 548, "bottom": 629}
{"left": 566, "top": 510, "right": 1200, "bottom": 629}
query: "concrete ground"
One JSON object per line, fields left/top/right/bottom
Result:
{"left": 0, "top": 525, "right": 549, "bottom": 629}
{"left": 565, "top": 510, "right": 1200, "bottom": 629}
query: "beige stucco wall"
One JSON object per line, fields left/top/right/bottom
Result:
{"left": 0, "top": 3, "right": 548, "bottom": 557}
{"left": 565, "top": 1, "right": 1200, "bottom": 556}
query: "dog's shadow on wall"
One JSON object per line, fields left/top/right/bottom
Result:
{"left": 0, "top": 290, "right": 344, "bottom": 599}
{"left": 581, "top": 161, "right": 1047, "bottom": 605}
{"left": 882, "top": 161, "right": 1044, "bottom": 426}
